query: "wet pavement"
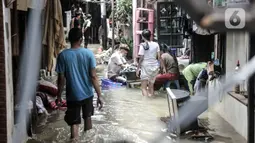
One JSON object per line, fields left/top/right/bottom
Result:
{"left": 26, "top": 45, "right": 246, "bottom": 143}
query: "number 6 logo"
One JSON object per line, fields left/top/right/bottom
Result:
{"left": 225, "top": 8, "right": 245, "bottom": 29}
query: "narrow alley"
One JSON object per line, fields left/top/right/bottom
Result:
{"left": 27, "top": 45, "right": 171, "bottom": 143}
{"left": 27, "top": 88, "right": 170, "bottom": 143}
{"left": 0, "top": 0, "right": 254, "bottom": 143}
{"left": 25, "top": 45, "right": 246, "bottom": 143}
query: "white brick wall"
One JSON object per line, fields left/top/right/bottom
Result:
{"left": 210, "top": 32, "right": 249, "bottom": 140}
{"left": 3, "top": 2, "right": 14, "bottom": 143}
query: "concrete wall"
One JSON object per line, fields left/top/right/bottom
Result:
{"left": 3, "top": 4, "right": 13, "bottom": 143}
{"left": 0, "top": 1, "right": 14, "bottom": 143}
{"left": 225, "top": 32, "right": 249, "bottom": 85}
{"left": 0, "top": 1, "right": 7, "bottom": 142}
{"left": 209, "top": 32, "right": 249, "bottom": 140}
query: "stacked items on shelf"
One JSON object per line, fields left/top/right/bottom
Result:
{"left": 157, "top": 2, "right": 188, "bottom": 56}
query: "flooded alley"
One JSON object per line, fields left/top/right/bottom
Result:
{"left": 27, "top": 87, "right": 171, "bottom": 143}
{"left": 26, "top": 86, "right": 247, "bottom": 143}
{"left": 26, "top": 45, "right": 246, "bottom": 143}
{"left": 0, "top": 0, "right": 254, "bottom": 142}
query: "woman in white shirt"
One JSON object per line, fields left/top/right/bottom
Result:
{"left": 136, "top": 29, "right": 166, "bottom": 97}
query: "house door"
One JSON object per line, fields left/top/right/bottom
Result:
{"left": 87, "top": 2, "right": 101, "bottom": 44}
{"left": 191, "top": 33, "right": 215, "bottom": 63}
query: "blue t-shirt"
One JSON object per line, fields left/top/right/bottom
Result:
{"left": 56, "top": 48, "right": 96, "bottom": 101}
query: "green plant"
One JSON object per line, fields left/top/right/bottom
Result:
{"left": 120, "top": 37, "right": 133, "bottom": 59}
{"left": 110, "top": 0, "right": 132, "bottom": 25}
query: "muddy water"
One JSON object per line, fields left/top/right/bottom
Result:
{"left": 27, "top": 86, "right": 177, "bottom": 143}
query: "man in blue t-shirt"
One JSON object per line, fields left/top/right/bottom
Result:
{"left": 56, "top": 28, "right": 103, "bottom": 141}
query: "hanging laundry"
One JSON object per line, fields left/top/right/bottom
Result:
{"left": 49, "top": 100, "right": 67, "bottom": 111}
{"left": 36, "top": 96, "right": 49, "bottom": 115}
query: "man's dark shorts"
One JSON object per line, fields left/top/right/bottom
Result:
{"left": 64, "top": 96, "right": 94, "bottom": 126}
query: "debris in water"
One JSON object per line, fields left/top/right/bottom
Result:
{"left": 161, "top": 128, "right": 168, "bottom": 132}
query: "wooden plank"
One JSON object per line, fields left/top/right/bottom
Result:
{"left": 127, "top": 80, "right": 141, "bottom": 88}
{"left": 5, "top": 0, "right": 15, "bottom": 8}
{"left": 126, "top": 79, "right": 141, "bottom": 83}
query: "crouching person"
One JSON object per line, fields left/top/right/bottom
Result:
{"left": 107, "top": 44, "right": 129, "bottom": 84}
{"left": 182, "top": 62, "right": 207, "bottom": 95}
{"left": 194, "top": 61, "right": 222, "bottom": 94}
{"left": 154, "top": 43, "right": 180, "bottom": 90}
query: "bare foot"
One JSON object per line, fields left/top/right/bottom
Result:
{"left": 148, "top": 94, "right": 156, "bottom": 98}
{"left": 151, "top": 95, "right": 156, "bottom": 98}
{"left": 70, "top": 138, "right": 79, "bottom": 143}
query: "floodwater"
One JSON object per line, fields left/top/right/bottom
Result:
{"left": 27, "top": 87, "right": 174, "bottom": 143}
{"left": 26, "top": 57, "right": 178, "bottom": 143}
{"left": 27, "top": 85, "right": 244, "bottom": 143}
{"left": 25, "top": 46, "right": 247, "bottom": 143}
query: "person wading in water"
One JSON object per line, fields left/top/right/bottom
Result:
{"left": 83, "top": 14, "right": 92, "bottom": 48}
{"left": 56, "top": 28, "right": 103, "bottom": 142}
{"left": 136, "top": 29, "right": 166, "bottom": 97}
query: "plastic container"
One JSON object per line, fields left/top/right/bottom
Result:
{"left": 170, "top": 48, "right": 177, "bottom": 56}
{"left": 101, "top": 79, "right": 122, "bottom": 90}
{"left": 234, "top": 60, "right": 240, "bottom": 93}
{"left": 123, "top": 72, "right": 137, "bottom": 81}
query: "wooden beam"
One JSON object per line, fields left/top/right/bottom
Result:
{"left": 12, "top": 0, "right": 19, "bottom": 56}
{"left": 5, "top": 0, "right": 15, "bottom": 7}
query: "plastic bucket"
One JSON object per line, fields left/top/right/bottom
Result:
{"left": 101, "top": 79, "right": 122, "bottom": 90}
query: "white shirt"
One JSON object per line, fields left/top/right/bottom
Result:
{"left": 84, "top": 19, "right": 91, "bottom": 28}
{"left": 107, "top": 51, "right": 126, "bottom": 78}
{"left": 138, "top": 41, "right": 160, "bottom": 66}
